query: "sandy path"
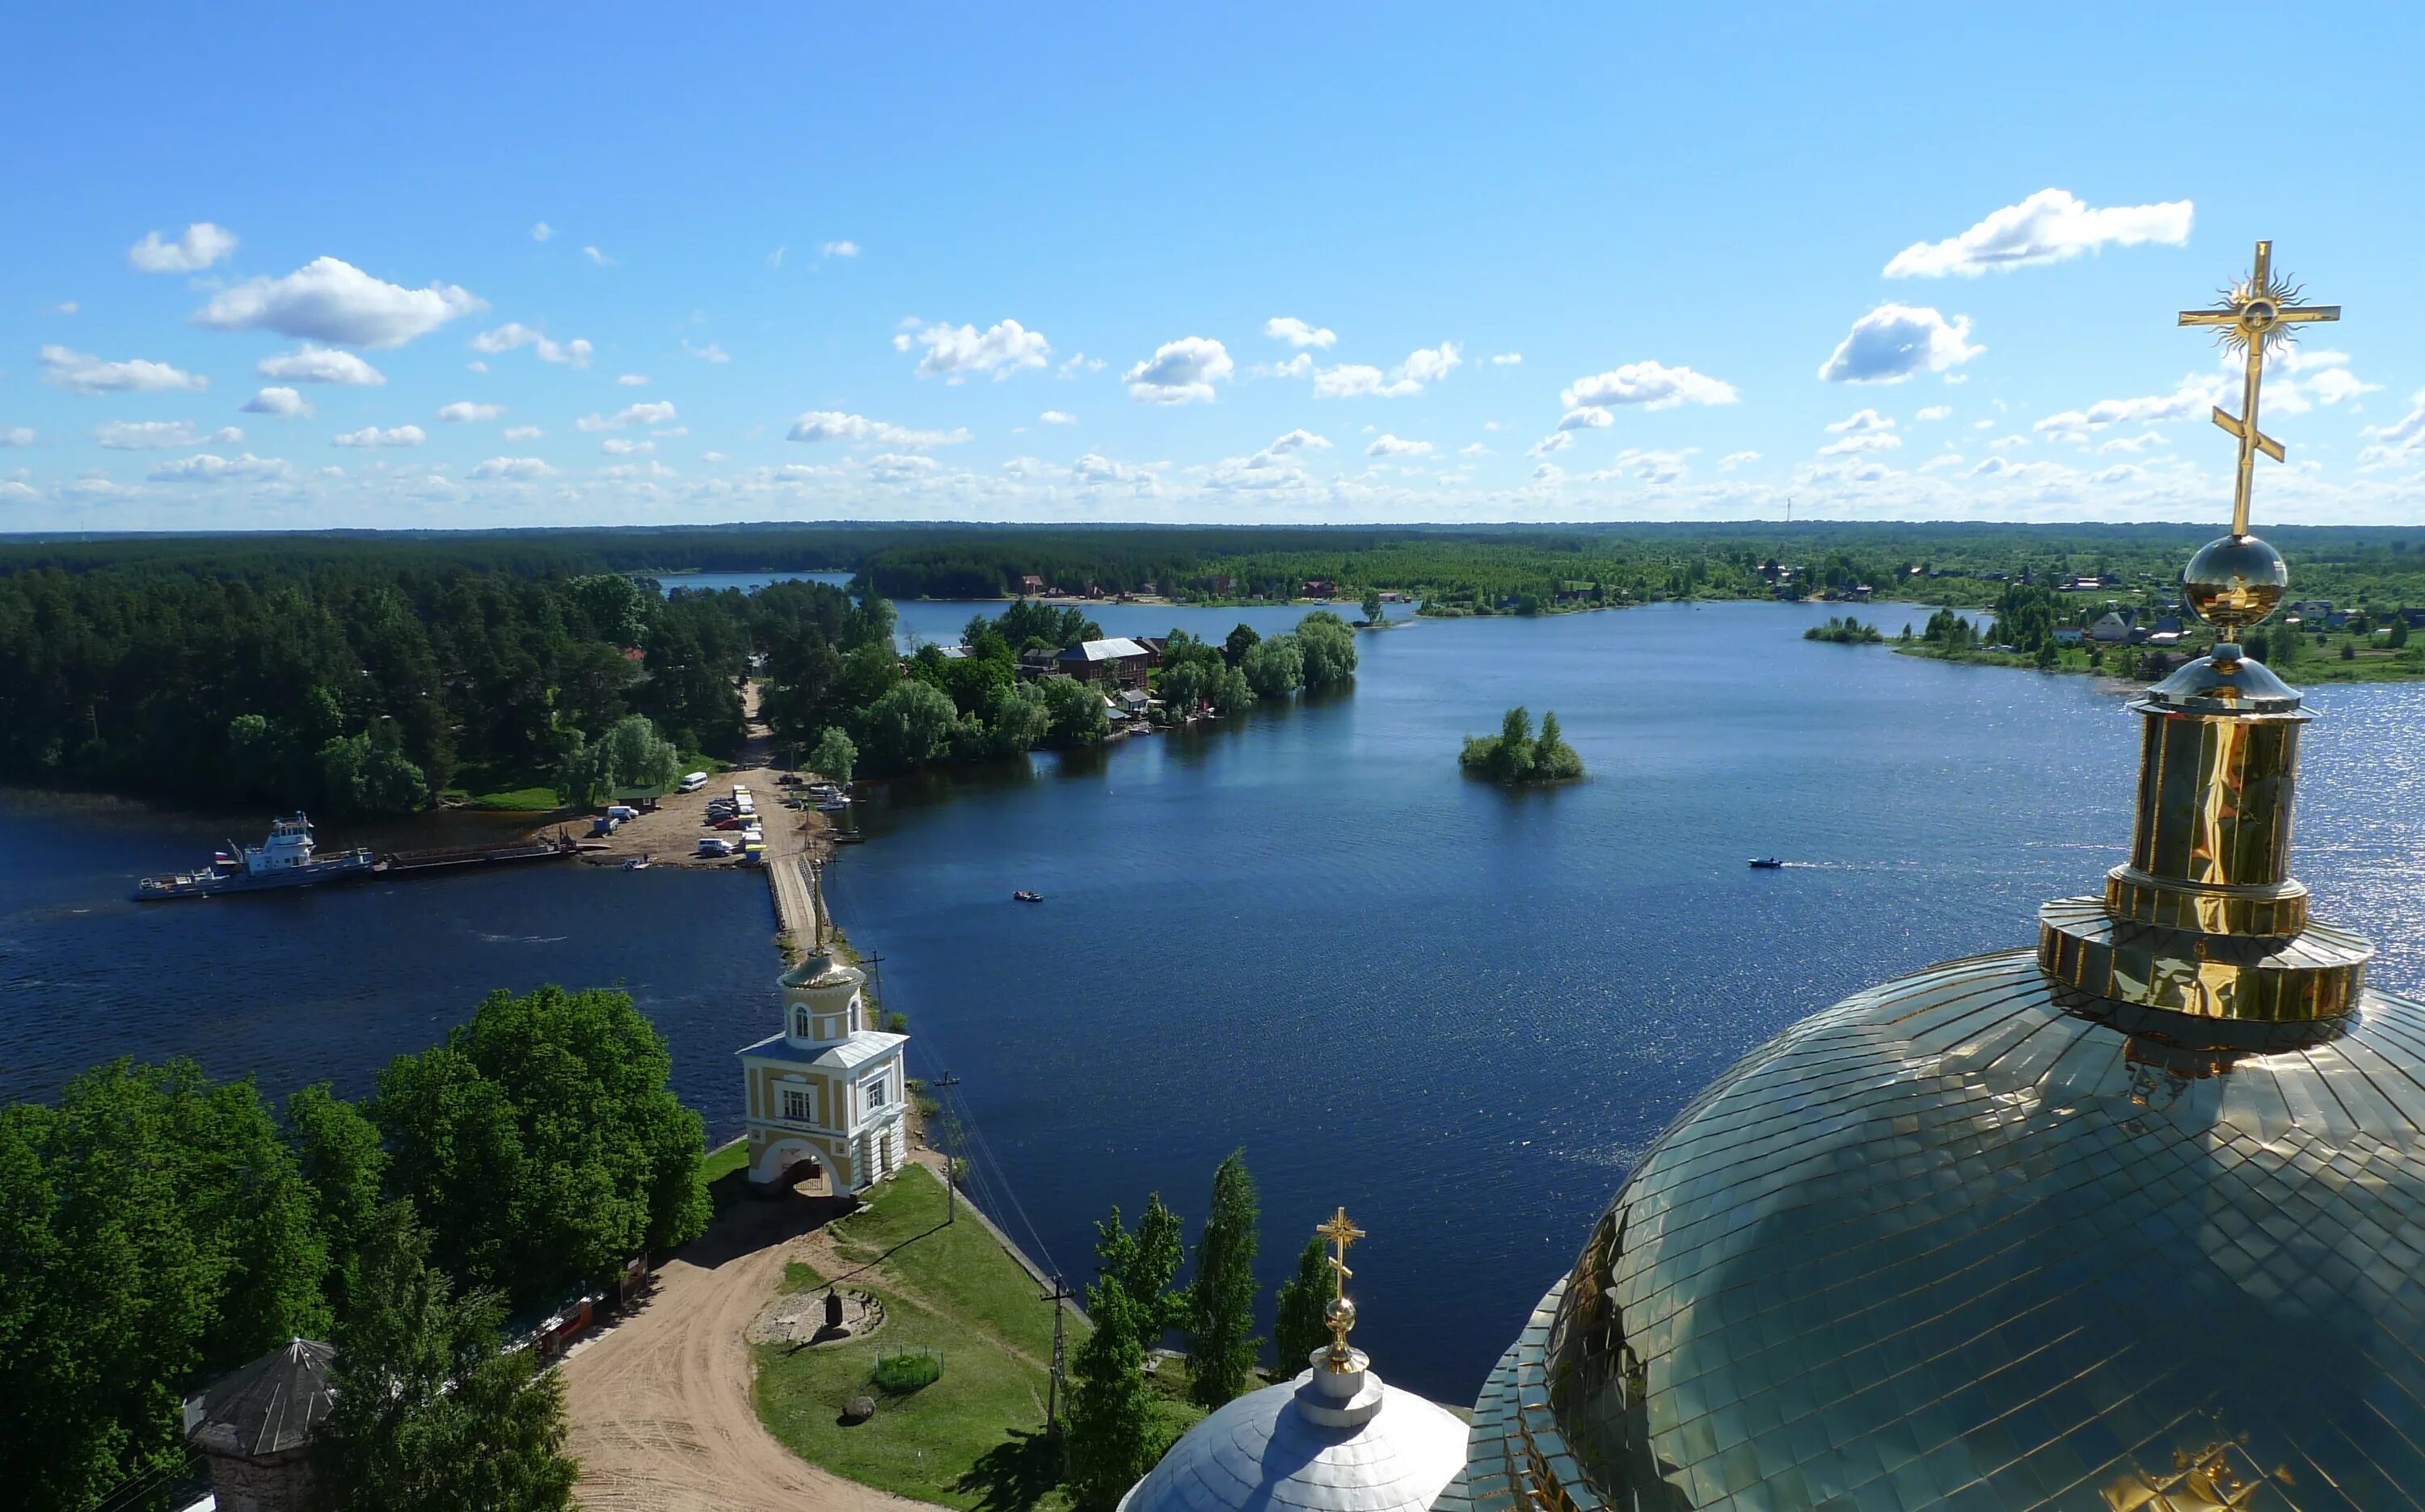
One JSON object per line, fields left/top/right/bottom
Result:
{"left": 561, "top": 1198, "right": 912, "bottom": 1512}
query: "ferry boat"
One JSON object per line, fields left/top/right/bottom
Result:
{"left": 133, "top": 814, "right": 378, "bottom": 900}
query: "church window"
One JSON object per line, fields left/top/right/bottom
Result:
{"left": 782, "top": 1086, "right": 815, "bottom": 1123}
{"left": 862, "top": 1072, "right": 889, "bottom": 1109}
{"left": 791, "top": 1005, "right": 812, "bottom": 1038}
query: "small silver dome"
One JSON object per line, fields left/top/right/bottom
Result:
{"left": 1120, "top": 1357, "right": 1469, "bottom": 1512}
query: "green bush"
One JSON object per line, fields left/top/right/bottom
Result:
{"left": 874, "top": 1350, "right": 943, "bottom": 1393}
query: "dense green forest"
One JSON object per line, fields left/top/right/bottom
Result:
{"left": 0, "top": 985, "right": 699, "bottom": 1512}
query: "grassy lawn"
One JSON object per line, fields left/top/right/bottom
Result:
{"left": 754, "top": 1164, "right": 1099, "bottom": 1510}
{"left": 702, "top": 1138, "right": 752, "bottom": 1211}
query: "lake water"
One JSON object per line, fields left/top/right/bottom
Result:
{"left": 4, "top": 600, "right": 2420, "bottom": 1405}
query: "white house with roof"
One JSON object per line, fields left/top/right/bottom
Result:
{"left": 736, "top": 948, "right": 909, "bottom": 1194}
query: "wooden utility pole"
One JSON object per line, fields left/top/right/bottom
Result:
{"left": 931, "top": 1072, "right": 962, "bottom": 1223}
{"left": 1043, "top": 1274, "right": 1073, "bottom": 1442}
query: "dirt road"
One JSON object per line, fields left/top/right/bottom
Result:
{"left": 561, "top": 1196, "right": 912, "bottom": 1512}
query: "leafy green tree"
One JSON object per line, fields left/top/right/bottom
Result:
{"left": 311, "top": 1202, "right": 578, "bottom": 1512}
{"left": 1184, "top": 1153, "right": 1261, "bottom": 1408}
{"left": 1222, "top": 623, "right": 1260, "bottom": 667}
{"left": 0, "top": 1062, "right": 329, "bottom": 1512}
{"left": 977, "top": 682, "right": 1052, "bottom": 758}
{"left": 1360, "top": 588, "right": 1385, "bottom": 624}
{"left": 318, "top": 723, "right": 428, "bottom": 817}
{"left": 808, "top": 726, "right": 857, "bottom": 783}
{"left": 284, "top": 1084, "right": 389, "bottom": 1318}
{"left": 1272, "top": 1236, "right": 1333, "bottom": 1375}
{"left": 2390, "top": 617, "right": 2411, "bottom": 650}
{"left": 564, "top": 572, "right": 653, "bottom": 646}
{"left": 1294, "top": 613, "right": 1358, "bottom": 689}
{"left": 375, "top": 986, "right": 707, "bottom": 1304}
{"left": 1531, "top": 711, "right": 1584, "bottom": 781}
{"left": 1067, "top": 1196, "right": 1186, "bottom": 1508}
{"left": 1041, "top": 676, "right": 1111, "bottom": 744}
{"left": 857, "top": 679, "right": 963, "bottom": 773}
{"left": 556, "top": 714, "right": 681, "bottom": 805}
{"left": 1241, "top": 634, "right": 1304, "bottom": 697}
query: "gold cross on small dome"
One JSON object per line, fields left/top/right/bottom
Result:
{"left": 2178, "top": 239, "right": 2339, "bottom": 537}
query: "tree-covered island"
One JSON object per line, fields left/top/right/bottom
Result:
{"left": 1460, "top": 706, "right": 1586, "bottom": 785}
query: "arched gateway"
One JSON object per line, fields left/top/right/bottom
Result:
{"left": 736, "top": 947, "right": 909, "bottom": 1196}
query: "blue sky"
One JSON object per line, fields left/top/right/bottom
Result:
{"left": 6, "top": 2, "right": 2423, "bottom": 529}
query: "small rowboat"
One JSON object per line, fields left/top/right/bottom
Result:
{"left": 1013, "top": 890, "right": 1044, "bottom": 903}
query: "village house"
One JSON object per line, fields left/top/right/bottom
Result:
{"left": 1017, "top": 573, "right": 1046, "bottom": 596}
{"left": 1301, "top": 578, "right": 1338, "bottom": 599}
{"left": 1056, "top": 636, "right": 1153, "bottom": 689}
{"left": 2089, "top": 611, "right": 2133, "bottom": 643}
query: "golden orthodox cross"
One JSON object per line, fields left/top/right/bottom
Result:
{"left": 1317, "top": 1206, "right": 1365, "bottom": 1300}
{"left": 2178, "top": 239, "right": 2339, "bottom": 537}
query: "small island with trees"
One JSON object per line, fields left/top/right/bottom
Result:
{"left": 1459, "top": 706, "right": 1586, "bottom": 785}
{"left": 1803, "top": 616, "right": 1883, "bottom": 644}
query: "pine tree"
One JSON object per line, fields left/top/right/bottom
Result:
{"left": 1272, "top": 1235, "right": 1333, "bottom": 1374}
{"left": 1185, "top": 1152, "right": 1261, "bottom": 1408}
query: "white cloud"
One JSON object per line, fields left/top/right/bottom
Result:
{"left": 1073, "top": 453, "right": 1161, "bottom": 495}
{"left": 894, "top": 318, "right": 1051, "bottom": 382}
{"left": 685, "top": 340, "right": 730, "bottom": 364}
{"left": 1529, "top": 431, "right": 1575, "bottom": 458}
{"left": 767, "top": 246, "right": 787, "bottom": 268}
{"left": 1040, "top": 411, "right": 1077, "bottom": 425}
{"left": 503, "top": 425, "right": 544, "bottom": 440}
{"left": 1826, "top": 408, "right": 1896, "bottom": 435}
{"left": 601, "top": 437, "right": 655, "bottom": 455}
{"left": 1818, "top": 431, "right": 1901, "bottom": 457}
{"left": 1560, "top": 360, "right": 1738, "bottom": 411}
{"left": 1817, "top": 305, "right": 1980, "bottom": 384}
{"left": 2099, "top": 432, "right": 2168, "bottom": 454}
{"left": 1, "top": 427, "right": 33, "bottom": 448}
{"left": 1989, "top": 434, "right": 2030, "bottom": 450}
{"left": 1310, "top": 343, "right": 1464, "bottom": 399}
{"left": 470, "top": 456, "right": 558, "bottom": 480}
{"left": 242, "top": 386, "right": 314, "bottom": 419}
{"left": 2091, "top": 464, "right": 2145, "bottom": 486}
{"left": 596, "top": 460, "right": 678, "bottom": 482}
{"left": 867, "top": 453, "right": 938, "bottom": 482}
{"left": 2360, "top": 388, "right": 2425, "bottom": 466}
{"left": 1558, "top": 407, "right": 1614, "bottom": 431}
{"left": 436, "top": 401, "right": 503, "bottom": 423}
{"left": 616, "top": 373, "right": 648, "bottom": 387}
{"left": 702, "top": 451, "right": 728, "bottom": 463}
{"left": 822, "top": 240, "right": 859, "bottom": 258}
{"left": 128, "top": 222, "right": 238, "bottom": 274}
{"left": 332, "top": 424, "right": 425, "bottom": 449}
{"left": 194, "top": 257, "right": 482, "bottom": 347}
{"left": 467, "top": 360, "right": 487, "bottom": 373}
{"left": 785, "top": 411, "right": 970, "bottom": 447}
{"left": 40, "top": 345, "right": 207, "bottom": 394}
{"left": 256, "top": 346, "right": 386, "bottom": 385}
{"left": 1971, "top": 457, "right": 2014, "bottom": 477}
{"left": 1265, "top": 317, "right": 1338, "bottom": 350}
{"left": 1489, "top": 352, "right": 1523, "bottom": 366}
{"left": 1719, "top": 450, "right": 1761, "bottom": 470}
{"left": 1920, "top": 453, "right": 1965, "bottom": 473}
{"left": 470, "top": 322, "right": 593, "bottom": 367}
{"left": 1916, "top": 405, "right": 1952, "bottom": 422}
{"left": 654, "top": 425, "right": 688, "bottom": 438}
{"left": 583, "top": 246, "right": 615, "bottom": 267}
{"left": 1058, "top": 352, "right": 1105, "bottom": 377}
{"left": 1267, "top": 429, "right": 1330, "bottom": 456}
{"left": 576, "top": 401, "right": 678, "bottom": 432}
{"left": 1124, "top": 337, "right": 1233, "bottom": 404}
{"left": 1460, "top": 442, "right": 1493, "bottom": 457}
{"left": 1366, "top": 434, "right": 1434, "bottom": 457}
{"left": 2301, "top": 367, "right": 2379, "bottom": 406}
{"left": 146, "top": 452, "right": 289, "bottom": 482}
{"left": 2034, "top": 377, "right": 2223, "bottom": 441}
{"left": 95, "top": 420, "right": 242, "bottom": 450}
{"left": 49, "top": 301, "right": 78, "bottom": 315}
{"left": 532, "top": 222, "right": 554, "bottom": 242}
{"left": 1885, "top": 189, "right": 2193, "bottom": 277}
{"left": 0, "top": 479, "right": 38, "bottom": 500}
{"left": 1580, "top": 448, "right": 1697, "bottom": 485}
{"left": 1531, "top": 461, "right": 1566, "bottom": 486}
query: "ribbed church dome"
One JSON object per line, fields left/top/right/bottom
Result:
{"left": 1467, "top": 245, "right": 2419, "bottom": 1510}
{"left": 1118, "top": 1362, "right": 1469, "bottom": 1512}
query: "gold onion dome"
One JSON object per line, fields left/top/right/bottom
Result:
{"left": 1463, "top": 245, "right": 2425, "bottom": 1512}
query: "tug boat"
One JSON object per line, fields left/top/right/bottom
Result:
{"left": 134, "top": 814, "right": 378, "bottom": 900}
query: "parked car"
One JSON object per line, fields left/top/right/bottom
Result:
{"left": 695, "top": 836, "right": 736, "bottom": 857}
{"left": 712, "top": 815, "right": 748, "bottom": 831}
{"left": 605, "top": 804, "right": 639, "bottom": 821}
{"left": 678, "top": 772, "right": 710, "bottom": 793}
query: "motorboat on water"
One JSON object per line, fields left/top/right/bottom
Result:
{"left": 134, "top": 814, "right": 377, "bottom": 900}
{"left": 1748, "top": 857, "right": 1785, "bottom": 870}
{"left": 1013, "top": 890, "right": 1044, "bottom": 903}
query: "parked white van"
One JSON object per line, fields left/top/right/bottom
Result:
{"left": 678, "top": 772, "right": 709, "bottom": 793}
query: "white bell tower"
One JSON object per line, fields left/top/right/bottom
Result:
{"left": 736, "top": 946, "right": 909, "bottom": 1195}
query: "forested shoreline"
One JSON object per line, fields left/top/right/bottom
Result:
{"left": 4, "top": 522, "right": 2419, "bottom": 816}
